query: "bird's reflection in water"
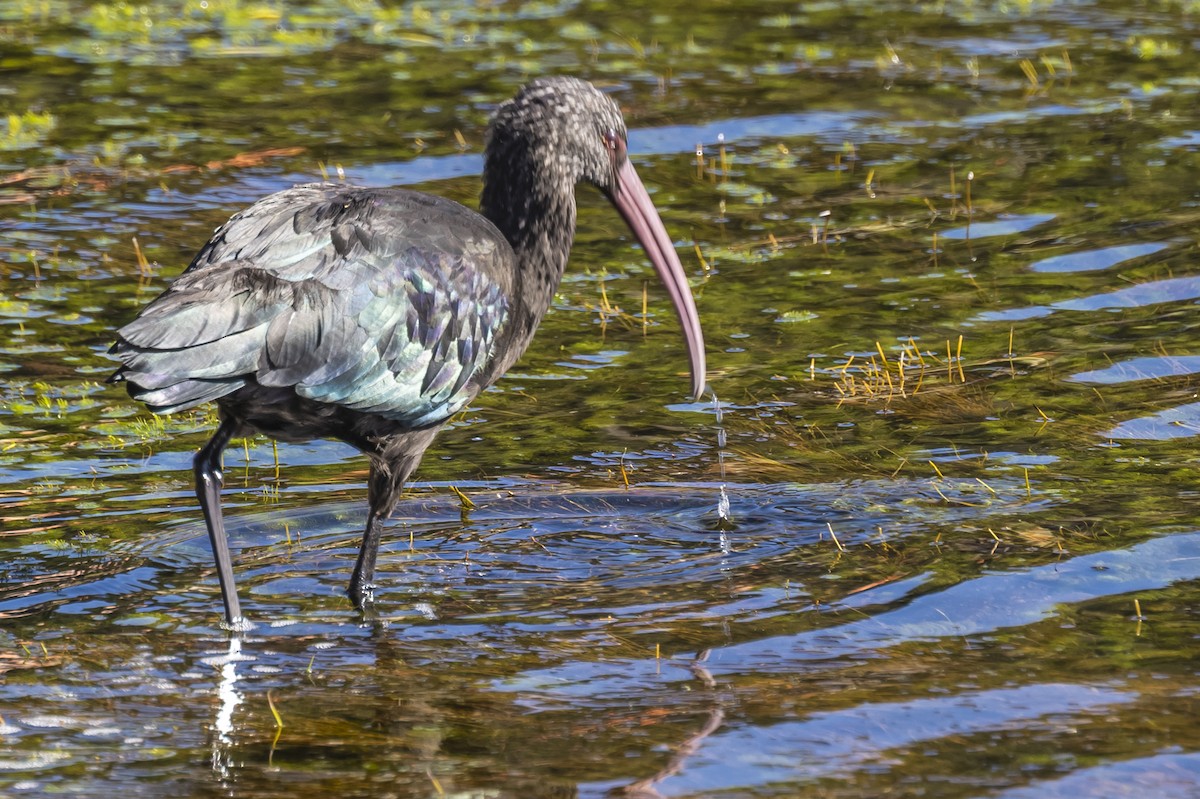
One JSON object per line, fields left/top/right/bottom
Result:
{"left": 204, "top": 635, "right": 248, "bottom": 779}
{"left": 195, "top": 628, "right": 724, "bottom": 795}
{"left": 620, "top": 650, "right": 726, "bottom": 799}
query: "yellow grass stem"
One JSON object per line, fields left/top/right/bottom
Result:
{"left": 641, "top": 280, "right": 648, "bottom": 337}
{"left": 1019, "top": 58, "right": 1040, "bottom": 88}
{"left": 267, "top": 690, "right": 283, "bottom": 729}
{"left": 907, "top": 337, "right": 926, "bottom": 367}
{"left": 427, "top": 769, "right": 446, "bottom": 798}
{"left": 956, "top": 334, "right": 965, "bottom": 382}
{"left": 132, "top": 236, "right": 152, "bottom": 277}
{"left": 826, "top": 522, "right": 846, "bottom": 552}
{"left": 1008, "top": 326, "right": 1016, "bottom": 375}
{"left": 450, "top": 485, "right": 475, "bottom": 510}
{"left": 875, "top": 341, "right": 890, "bottom": 371}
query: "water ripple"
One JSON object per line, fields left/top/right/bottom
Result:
{"left": 1070, "top": 355, "right": 1200, "bottom": 384}
{"left": 1030, "top": 242, "right": 1169, "bottom": 273}
{"left": 940, "top": 213, "right": 1056, "bottom": 240}
{"left": 1103, "top": 401, "right": 1200, "bottom": 440}
{"left": 979, "top": 274, "right": 1200, "bottom": 322}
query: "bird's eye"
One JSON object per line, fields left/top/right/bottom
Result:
{"left": 602, "top": 130, "right": 626, "bottom": 161}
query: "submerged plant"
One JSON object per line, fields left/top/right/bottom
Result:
{"left": 1, "top": 111, "right": 56, "bottom": 151}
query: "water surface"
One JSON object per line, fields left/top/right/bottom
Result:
{"left": 3, "top": 1, "right": 1200, "bottom": 796}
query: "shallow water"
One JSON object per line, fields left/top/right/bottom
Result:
{"left": 4, "top": 0, "right": 1200, "bottom": 796}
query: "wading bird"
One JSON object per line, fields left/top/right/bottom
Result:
{"left": 109, "top": 78, "right": 706, "bottom": 628}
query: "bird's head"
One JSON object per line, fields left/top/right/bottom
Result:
{"left": 486, "top": 78, "right": 707, "bottom": 401}
{"left": 489, "top": 76, "right": 628, "bottom": 191}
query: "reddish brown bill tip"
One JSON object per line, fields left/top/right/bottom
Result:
{"left": 608, "top": 158, "right": 707, "bottom": 401}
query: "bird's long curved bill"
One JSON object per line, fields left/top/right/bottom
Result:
{"left": 609, "top": 158, "right": 707, "bottom": 401}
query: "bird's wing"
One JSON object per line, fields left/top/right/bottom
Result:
{"left": 111, "top": 183, "right": 512, "bottom": 425}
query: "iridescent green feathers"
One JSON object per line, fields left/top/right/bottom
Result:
{"left": 111, "top": 183, "right": 511, "bottom": 427}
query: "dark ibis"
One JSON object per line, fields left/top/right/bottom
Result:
{"left": 109, "top": 78, "right": 706, "bottom": 628}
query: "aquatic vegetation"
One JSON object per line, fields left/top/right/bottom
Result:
{"left": 0, "top": 379, "right": 105, "bottom": 419}
{"left": 1128, "top": 36, "right": 1183, "bottom": 59}
{"left": 0, "top": 111, "right": 56, "bottom": 151}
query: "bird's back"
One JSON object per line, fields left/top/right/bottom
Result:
{"left": 111, "top": 183, "right": 515, "bottom": 431}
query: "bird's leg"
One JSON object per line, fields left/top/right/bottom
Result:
{"left": 348, "top": 464, "right": 393, "bottom": 609}
{"left": 347, "top": 430, "right": 438, "bottom": 610}
{"left": 349, "top": 514, "right": 386, "bottom": 610}
{"left": 194, "top": 417, "right": 244, "bottom": 628}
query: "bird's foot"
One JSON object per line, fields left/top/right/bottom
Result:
{"left": 349, "top": 579, "right": 378, "bottom": 607}
{"left": 216, "top": 611, "right": 253, "bottom": 633}
{"left": 349, "top": 582, "right": 381, "bottom": 625}
{"left": 219, "top": 615, "right": 255, "bottom": 635}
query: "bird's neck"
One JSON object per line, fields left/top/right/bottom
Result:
{"left": 480, "top": 164, "right": 577, "bottom": 371}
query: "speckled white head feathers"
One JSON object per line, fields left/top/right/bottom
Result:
{"left": 485, "top": 77, "right": 628, "bottom": 191}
